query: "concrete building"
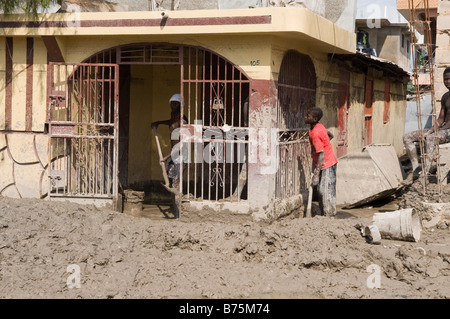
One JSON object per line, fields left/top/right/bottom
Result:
{"left": 0, "top": 2, "right": 409, "bottom": 219}
{"left": 56, "top": 0, "right": 357, "bottom": 33}
{"left": 356, "top": 0, "right": 412, "bottom": 72}
{"left": 397, "top": 0, "right": 438, "bottom": 87}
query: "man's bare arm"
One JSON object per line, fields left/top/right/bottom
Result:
{"left": 312, "top": 151, "right": 324, "bottom": 186}
{"left": 327, "top": 130, "right": 334, "bottom": 140}
{"left": 428, "top": 95, "right": 450, "bottom": 133}
{"left": 151, "top": 119, "right": 171, "bottom": 132}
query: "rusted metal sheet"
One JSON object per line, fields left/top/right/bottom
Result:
{"left": 50, "top": 124, "right": 75, "bottom": 136}
{"left": 336, "top": 144, "right": 404, "bottom": 208}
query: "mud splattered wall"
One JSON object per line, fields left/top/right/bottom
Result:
{"left": 0, "top": 37, "right": 49, "bottom": 199}
{"left": 370, "top": 77, "right": 407, "bottom": 153}
{"left": 336, "top": 70, "right": 407, "bottom": 156}
{"left": 347, "top": 72, "right": 365, "bottom": 154}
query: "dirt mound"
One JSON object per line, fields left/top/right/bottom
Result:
{"left": 0, "top": 195, "right": 449, "bottom": 299}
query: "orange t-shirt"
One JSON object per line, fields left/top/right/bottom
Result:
{"left": 309, "top": 122, "right": 338, "bottom": 170}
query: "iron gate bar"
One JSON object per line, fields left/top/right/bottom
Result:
{"left": 276, "top": 50, "right": 316, "bottom": 199}
{"left": 179, "top": 47, "right": 250, "bottom": 202}
{"left": 48, "top": 63, "right": 119, "bottom": 202}
{"left": 79, "top": 44, "right": 249, "bottom": 204}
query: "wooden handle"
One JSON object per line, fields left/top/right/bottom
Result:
{"left": 306, "top": 185, "right": 313, "bottom": 218}
{"left": 154, "top": 132, "right": 170, "bottom": 187}
{"left": 305, "top": 173, "right": 313, "bottom": 218}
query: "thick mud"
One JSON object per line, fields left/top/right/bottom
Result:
{"left": 0, "top": 179, "right": 449, "bottom": 299}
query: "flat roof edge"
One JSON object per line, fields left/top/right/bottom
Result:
{"left": 0, "top": 7, "right": 356, "bottom": 53}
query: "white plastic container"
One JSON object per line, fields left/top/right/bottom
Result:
{"left": 372, "top": 208, "right": 422, "bottom": 242}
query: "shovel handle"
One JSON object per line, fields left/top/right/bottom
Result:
{"left": 153, "top": 131, "right": 170, "bottom": 187}
{"left": 305, "top": 173, "right": 314, "bottom": 218}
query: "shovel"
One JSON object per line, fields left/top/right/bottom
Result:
{"left": 305, "top": 173, "right": 313, "bottom": 218}
{"left": 153, "top": 129, "right": 181, "bottom": 196}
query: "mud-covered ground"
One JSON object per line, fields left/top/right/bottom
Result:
{"left": 0, "top": 178, "right": 449, "bottom": 299}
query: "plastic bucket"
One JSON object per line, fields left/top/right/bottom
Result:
{"left": 363, "top": 225, "right": 381, "bottom": 245}
{"left": 372, "top": 208, "right": 422, "bottom": 242}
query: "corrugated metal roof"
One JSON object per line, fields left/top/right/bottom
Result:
{"left": 332, "top": 51, "right": 411, "bottom": 79}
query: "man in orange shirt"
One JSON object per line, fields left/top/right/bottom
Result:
{"left": 305, "top": 107, "right": 338, "bottom": 217}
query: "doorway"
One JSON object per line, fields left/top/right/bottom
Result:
{"left": 79, "top": 43, "right": 251, "bottom": 214}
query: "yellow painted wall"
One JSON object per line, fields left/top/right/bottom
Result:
{"left": 55, "top": 34, "right": 271, "bottom": 187}
{"left": 0, "top": 8, "right": 355, "bottom": 55}
{"left": 59, "top": 34, "right": 271, "bottom": 81}
{"left": 11, "top": 38, "right": 27, "bottom": 131}
{"left": 127, "top": 64, "right": 181, "bottom": 186}
{"left": 32, "top": 38, "right": 48, "bottom": 132}
{"left": 0, "top": 32, "right": 405, "bottom": 199}
{"left": 0, "top": 37, "right": 48, "bottom": 133}
{"left": 0, "top": 37, "right": 5, "bottom": 131}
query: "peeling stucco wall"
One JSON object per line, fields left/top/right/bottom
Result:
{"left": 0, "top": 134, "right": 49, "bottom": 199}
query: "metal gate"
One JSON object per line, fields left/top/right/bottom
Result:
{"left": 47, "top": 63, "right": 119, "bottom": 206}
{"left": 180, "top": 47, "right": 250, "bottom": 201}
{"left": 276, "top": 50, "right": 316, "bottom": 199}
{"left": 75, "top": 43, "right": 250, "bottom": 203}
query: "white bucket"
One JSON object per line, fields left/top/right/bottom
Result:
{"left": 363, "top": 225, "right": 381, "bottom": 245}
{"left": 372, "top": 208, "right": 422, "bottom": 242}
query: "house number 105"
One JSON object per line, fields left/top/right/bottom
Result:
{"left": 250, "top": 60, "right": 260, "bottom": 66}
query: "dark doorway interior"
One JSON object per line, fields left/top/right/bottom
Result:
{"left": 119, "top": 65, "right": 131, "bottom": 190}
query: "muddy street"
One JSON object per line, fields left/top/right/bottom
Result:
{"left": 0, "top": 179, "right": 449, "bottom": 299}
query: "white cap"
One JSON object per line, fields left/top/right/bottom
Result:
{"left": 169, "top": 94, "right": 181, "bottom": 103}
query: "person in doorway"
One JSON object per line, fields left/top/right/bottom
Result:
{"left": 403, "top": 67, "right": 450, "bottom": 178}
{"left": 151, "top": 94, "right": 187, "bottom": 216}
{"left": 305, "top": 107, "right": 338, "bottom": 217}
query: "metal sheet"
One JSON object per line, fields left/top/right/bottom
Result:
{"left": 336, "top": 144, "right": 403, "bottom": 208}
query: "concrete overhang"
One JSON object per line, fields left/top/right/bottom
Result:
{"left": 0, "top": 7, "right": 356, "bottom": 54}
{"left": 355, "top": 18, "right": 410, "bottom": 29}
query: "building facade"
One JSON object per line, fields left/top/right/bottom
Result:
{"left": 356, "top": 0, "right": 412, "bottom": 72}
{"left": 0, "top": 5, "right": 408, "bottom": 219}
